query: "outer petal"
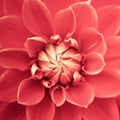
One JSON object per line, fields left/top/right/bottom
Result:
{"left": 27, "top": 94, "right": 55, "bottom": 120}
{"left": 0, "top": 69, "right": 30, "bottom": 102}
{"left": 17, "top": 77, "right": 45, "bottom": 105}
{"left": 84, "top": 98, "right": 119, "bottom": 120}
{"left": 0, "top": 15, "right": 32, "bottom": 49}
{"left": 78, "top": 27, "right": 106, "bottom": 55}
{"left": 0, "top": 66, "right": 5, "bottom": 76}
{"left": 0, "top": 48, "right": 31, "bottom": 71}
{"left": 86, "top": 69, "right": 120, "bottom": 97}
{"left": 0, "top": 102, "right": 27, "bottom": 120}
{"left": 105, "top": 36, "right": 120, "bottom": 69}
{"left": 54, "top": 7, "right": 76, "bottom": 38}
{"left": 71, "top": 2, "right": 98, "bottom": 39}
{"left": 53, "top": 102, "right": 83, "bottom": 120}
{"left": 0, "top": 0, "right": 4, "bottom": 17}
{"left": 66, "top": 82, "right": 95, "bottom": 107}
{"left": 22, "top": 0, "right": 54, "bottom": 37}
{"left": 98, "top": 5, "right": 120, "bottom": 37}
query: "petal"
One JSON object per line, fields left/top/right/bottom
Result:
{"left": 50, "top": 85, "right": 66, "bottom": 106}
{"left": 98, "top": 5, "right": 120, "bottom": 37}
{"left": 22, "top": 0, "right": 53, "bottom": 37}
{"left": 0, "top": 0, "right": 4, "bottom": 17}
{"left": 27, "top": 94, "right": 55, "bottom": 120}
{"left": 0, "top": 102, "right": 27, "bottom": 120}
{"left": 0, "top": 48, "right": 31, "bottom": 71}
{"left": 54, "top": 7, "right": 76, "bottom": 38}
{"left": 17, "top": 77, "right": 45, "bottom": 105}
{"left": 24, "top": 36, "right": 47, "bottom": 57}
{"left": 82, "top": 52, "right": 105, "bottom": 75}
{"left": 0, "top": 15, "right": 32, "bottom": 49}
{"left": 86, "top": 69, "right": 120, "bottom": 97}
{"left": 53, "top": 102, "right": 83, "bottom": 120}
{"left": 0, "top": 66, "right": 5, "bottom": 76}
{"left": 105, "top": 36, "right": 120, "bottom": 69}
{"left": 66, "top": 82, "right": 95, "bottom": 107}
{"left": 0, "top": 69, "right": 30, "bottom": 102}
{"left": 84, "top": 98, "right": 119, "bottom": 120}
{"left": 79, "top": 27, "right": 106, "bottom": 55}
{"left": 71, "top": 2, "right": 98, "bottom": 39}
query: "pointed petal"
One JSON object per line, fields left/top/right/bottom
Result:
{"left": 71, "top": 2, "right": 98, "bottom": 38}
{"left": 0, "top": 102, "right": 27, "bottom": 120}
{"left": 27, "top": 94, "right": 55, "bottom": 120}
{"left": 82, "top": 52, "right": 105, "bottom": 75}
{"left": 98, "top": 5, "right": 120, "bottom": 37}
{"left": 84, "top": 98, "right": 119, "bottom": 120}
{"left": 0, "top": 69, "right": 30, "bottom": 102}
{"left": 86, "top": 69, "right": 120, "bottom": 97}
{"left": 22, "top": 0, "right": 53, "bottom": 37}
{"left": 79, "top": 27, "right": 106, "bottom": 55}
{"left": 17, "top": 77, "right": 45, "bottom": 105}
{"left": 66, "top": 83, "right": 95, "bottom": 107}
{"left": 54, "top": 7, "right": 76, "bottom": 38}
{"left": 0, "top": 48, "right": 31, "bottom": 71}
{"left": 0, "top": 15, "right": 32, "bottom": 49}
{"left": 53, "top": 102, "right": 83, "bottom": 120}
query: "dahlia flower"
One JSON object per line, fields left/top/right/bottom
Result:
{"left": 0, "top": 0, "right": 120, "bottom": 120}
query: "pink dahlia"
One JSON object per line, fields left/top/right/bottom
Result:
{"left": 0, "top": 0, "right": 120, "bottom": 120}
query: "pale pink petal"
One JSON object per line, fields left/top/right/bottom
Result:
{"left": 86, "top": 69, "right": 120, "bottom": 97}
{"left": 50, "top": 85, "right": 66, "bottom": 107}
{"left": 71, "top": 2, "right": 98, "bottom": 39}
{"left": 0, "top": 102, "right": 26, "bottom": 120}
{"left": 0, "top": 48, "right": 31, "bottom": 71}
{"left": 82, "top": 52, "right": 105, "bottom": 75}
{"left": 105, "top": 36, "right": 120, "bottom": 69}
{"left": 17, "top": 77, "right": 45, "bottom": 105}
{"left": 54, "top": 7, "right": 76, "bottom": 38}
{"left": 27, "top": 94, "right": 55, "bottom": 120}
{"left": 24, "top": 37, "right": 47, "bottom": 57}
{"left": 98, "top": 5, "right": 120, "bottom": 37}
{"left": 22, "top": 0, "right": 54, "bottom": 37}
{"left": 0, "top": 69, "right": 30, "bottom": 102}
{"left": 84, "top": 98, "right": 119, "bottom": 120}
{"left": 66, "top": 82, "right": 95, "bottom": 107}
{"left": 78, "top": 27, "right": 106, "bottom": 55}
{"left": 53, "top": 102, "right": 83, "bottom": 120}
{"left": 0, "top": 15, "right": 32, "bottom": 49}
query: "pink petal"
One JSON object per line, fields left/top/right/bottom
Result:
{"left": 105, "top": 36, "right": 120, "bottom": 69}
{"left": 79, "top": 27, "right": 106, "bottom": 55}
{"left": 66, "top": 82, "right": 95, "bottom": 107}
{"left": 0, "top": 48, "right": 31, "bottom": 71}
{"left": 17, "top": 77, "right": 45, "bottom": 105}
{"left": 0, "top": 69, "right": 30, "bottom": 102}
{"left": 0, "top": 15, "right": 32, "bottom": 49}
{"left": 86, "top": 69, "right": 120, "bottom": 97}
{"left": 84, "top": 98, "right": 119, "bottom": 120}
{"left": 50, "top": 85, "right": 66, "bottom": 106}
{"left": 54, "top": 7, "right": 76, "bottom": 38}
{"left": 24, "top": 37, "right": 47, "bottom": 57}
{"left": 27, "top": 94, "right": 55, "bottom": 120}
{"left": 53, "top": 102, "right": 83, "bottom": 120}
{"left": 0, "top": 102, "right": 26, "bottom": 120}
{"left": 82, "top": 52, "right": 105, "bottom": 75}
{"left": 98, "top": 5, "right": 120, "bottom": 37}
{"left": 71, "top": 2, "right": 98, "bottom": 39}
{"left": 22, "top": 0, "right": 54, "bottom": 37}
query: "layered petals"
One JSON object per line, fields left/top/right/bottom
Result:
{"left": 0, "top": 48, "right": 31, "bottom": 70}
{"left": 17, "top": 77, "right": 45, "bottom": 105}
{"left": 0, "top": 69, "right": 30, "bottom": 102}
{"left": 66, "top": 82, "right": 95, "bottom": 107}
{"left": 22, "top": 0, "right": 54, "bottom": 37}
{"left": 98, "top": 5, "right": 120, "bottom": 37}
{"left": 27, "top": 94, "right": 55, "bottom": 120}
{"left": 86, "top": 69, "right": 120, "bottom": 97}
{"left": 0, "top": 15, "right": 32, "bottom": 49}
